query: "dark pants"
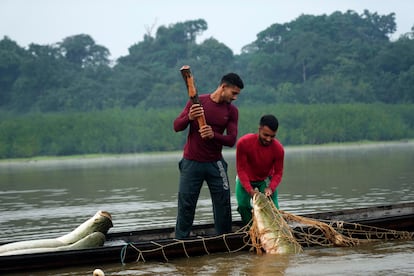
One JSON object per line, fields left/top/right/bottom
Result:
{"left": 175, "top": 158, "right": 232, "bottom": 239}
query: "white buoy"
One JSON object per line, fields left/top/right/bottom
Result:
{"left": 93, "top": 268, "right": 105, "bottom": 276}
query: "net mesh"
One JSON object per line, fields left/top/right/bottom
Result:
{"left": 249, "top": 195, "right": 412, "bottom": 253}
{"left": 283, "top": 210, "right": 414, "bottom": 247}
{"left": 123, "top": 199, "right": 413, "bottom": 263}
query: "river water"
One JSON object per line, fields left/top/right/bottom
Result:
{"left": 1, "top": 141, "right": 413, "bottom": 275}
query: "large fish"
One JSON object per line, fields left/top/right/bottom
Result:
{"left": 0, "top": 210, "right": 112, "bottom": 255}
{"left": 0, "top": 232, "right": 106, "bottom": 256}
{"left": 251, "top": 193, "right": 302, "bottom": 254}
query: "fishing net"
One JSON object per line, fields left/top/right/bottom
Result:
{"left": 248, "top": 195, "right": 413, "bottom": 255}
{"left": 281, "top": 210, "right": 414, "bottom": 248}
{"left": 122, "top": 198, "right": 413, "bottom": 263}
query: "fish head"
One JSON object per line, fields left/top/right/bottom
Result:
{"left": 252, "top": 192, "right": 268, "bottom": 207}
{"left": 91, "top": 211, "right": 113, "bottom": 234}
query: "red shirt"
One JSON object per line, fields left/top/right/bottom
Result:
{"left": 174, "top": 94, "right": 238, "bottom": 162}
{"left": 236, "top": 133, "right": 284, "bottom": 193}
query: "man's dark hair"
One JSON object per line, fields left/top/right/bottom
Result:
{"left": 260, "top": 114, "right": 279, "bottom": 131}
{"left": 221, "top": 73, "right": 244, "bottom": 89}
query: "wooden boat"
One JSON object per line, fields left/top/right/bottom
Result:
{"left": 1, "top": 202, "right": 413, "bottom": 273}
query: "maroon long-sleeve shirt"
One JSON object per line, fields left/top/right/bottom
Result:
{"left": 174, "top": 94, "right": 238, "bottom": 162}
{"left": 236, "top": 133, "right": 284, "bottom": 193}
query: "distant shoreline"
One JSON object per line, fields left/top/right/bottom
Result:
{"left": 0, "top": 140, "right": 413, "bottom": 169}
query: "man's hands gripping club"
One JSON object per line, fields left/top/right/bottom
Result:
{"left": 189, "top": 104, "right": 214, "bottom": 139}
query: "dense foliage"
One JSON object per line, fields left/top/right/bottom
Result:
{"left": 1, "top": 11, "right": 413, "bottom": 113}
{"left": 1, "top": 10, "right": 413, "bottom": 158}
{"left": 0, "top": 104, "right": 413, "bottom": 159}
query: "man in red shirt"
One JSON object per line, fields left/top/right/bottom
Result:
{"left": 235, "top": 114, "right": 284, "bottom": 226}
{"left": 174, "top": 72, "right": 244, "bottom": 239}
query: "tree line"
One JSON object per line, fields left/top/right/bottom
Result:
{"left": 1, "top": 10, "right": 414, "bottom": 159}
{"left": 0, "top": 104, "right": 413, "bottom": 159}
{"left": 1, "top": 9, "right": 413, "bottom": 113}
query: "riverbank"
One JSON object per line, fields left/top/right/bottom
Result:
{"left": 1, "top": 140, "right": 412, "bottom": 170}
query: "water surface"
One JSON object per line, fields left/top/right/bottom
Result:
{"left": 1, "top": 141, "right": 413, "bottom": 275}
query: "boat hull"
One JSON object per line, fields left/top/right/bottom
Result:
{"left": 1, "top": 202, "right": 413, "bottom": 273}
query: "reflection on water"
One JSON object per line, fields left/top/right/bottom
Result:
{"left": 1, "top": 141, "right": 413, "bottom": 275}
{"left": 17, "top": 240, "right": 414, "bottom": 276}
{"left": 286, "top": 240, "right": 414, "bottom": 275}
{"left": 280, "top": 142, "right": 414, "bottom": 214}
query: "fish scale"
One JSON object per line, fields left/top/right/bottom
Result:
{"left": 251, "top": 193, "right": 303, "bottom": 254}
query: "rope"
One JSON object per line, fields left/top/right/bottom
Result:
{"left": 119, "top": 200, "right": 413, "bottom": 262}
{"left": 120, "top": 243, "right": 128, "bottom": 264}
{"left": 222, "top": 234, "right": 231, "bottom": 252}
{"left": 177, "top": 239, "right": 189, "bottom": 259}
{"left": 120, "top": 231, "right": 253, "bottom": 263}
{"left": 120, "top": 243, "right": 145, "bottom": 264}
{"left": 151, "top": 241, "right": 169, "bottom": 261}
{"left": 197, "top": 236, "right": 210, "bottom": 255}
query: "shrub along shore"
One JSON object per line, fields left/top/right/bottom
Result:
{"left": 0, "top": 104, "right": 413, "bottom": 159}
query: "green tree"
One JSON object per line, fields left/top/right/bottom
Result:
{"left": 58, "top": 34, "right": 110, "bottom": 68}
{"left": 0, "top": 37, "right": 28, "bottom": 107}
{"left": 10, "top": 43, "right": 69, "bottom": 112}
{"left": 237, "top": 10, "right": 398, "bottom": 104}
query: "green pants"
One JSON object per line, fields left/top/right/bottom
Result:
{"left": 235, "top": 176, "right": 279, "bottom": 226}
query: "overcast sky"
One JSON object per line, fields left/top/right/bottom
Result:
{"left": 1, "top": 0, "right": 413, "bottom": 60}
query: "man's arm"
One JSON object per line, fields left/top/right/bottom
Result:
{"left": 212, "top": 107, "right": 238, "bottom": 147}
{"left": 268, "top": 144, "right": 285, "bottom": 191}
{"left": 173, "top": 101, "right": 192, "bottom": 132}
{"left": 236, "top": 137, "right": 254, "bottom": 194}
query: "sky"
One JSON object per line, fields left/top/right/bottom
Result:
{"left": 1, "top": 0, "right": 413, "bottom": 60}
